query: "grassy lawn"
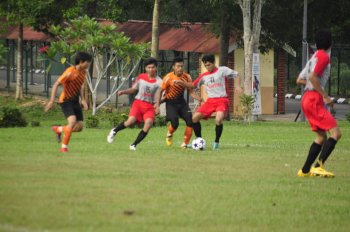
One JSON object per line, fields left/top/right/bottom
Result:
{"left": 0, "top": 97, "right": 349, "bottom": 232}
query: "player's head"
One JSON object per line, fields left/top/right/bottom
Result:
{"left": 201, "top": 54, "right": 216, "bottom": 72}
{"left": 75, "top": 52, "right": 92, "bottom": 69}
{"left": 173, "top": 57, "right": 184, "bottom": 76}
{"left": 144, "top": 57, "right": 158, "bottom": 77}
{"left": 315, "top": 29, "right": 332, "bottom": 50}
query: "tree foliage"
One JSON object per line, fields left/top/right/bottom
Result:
{"left": 45, "top": 16, "right": 148, "bottom": 115}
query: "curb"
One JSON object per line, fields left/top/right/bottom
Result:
{"left": 274, "top": 93, "right": 349, "bottom": 104}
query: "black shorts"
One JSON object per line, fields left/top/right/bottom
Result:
{"left": 60, "top": 100, "right": 83, "bottom": 121}
{"left": 166, "top": 100, "right": 192, "bottom": 123}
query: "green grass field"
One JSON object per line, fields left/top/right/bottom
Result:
{"left": 0, "top": 98, "right": 350, "bottom": 232}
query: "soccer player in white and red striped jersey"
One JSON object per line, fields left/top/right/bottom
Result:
{"left": 191, "top": 54, "right": 243, "bottom": 150}
{"left": 107, "top": 57, "right": 162, "bottom": 150}
{"left": 296, "top": 29, "right": 341, "bottom": 177}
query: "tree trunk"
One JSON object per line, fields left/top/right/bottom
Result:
{"left": 87, "top": 0, "right": 98, "bottom": 17}
{"left": 238, "top": 0, "right": 264, "bottom": 96}
{"left": 219, "top": 9, "right": 230, "bottom": 66}
{"left": 15, "top": 22, "right": 24, "bottom": 100}
{"left": 151, "top": 0, "right": 160, "bottom": 59}
{"left": 84, "top": 60, "right": 94, "bottom": 109}
{"left": 243, "top": 42, "right": 253, "bottom": 95}
{"left": 92, "top": 93, "right": 97, "bottom": 116}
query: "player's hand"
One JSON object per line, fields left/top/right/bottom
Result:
{"left": 154, "top": 104, "right": 160, "bottom": 115}
{"left": 174, "top": 80, "right": 185, "bottom": 86}
{"left": 235, "top": 86, "right": 243, "bottom": 94}
{"left": 44, "top": 101, "right": 53, "bottom": 112}
{"left": 117, "top": 90, "right": 124, "bottom": 96}
{"left": 81, "top": 100, "right": 88, "bottom": 110}
{"left": 323, "top": 96, "right": 333, "bottom": 108}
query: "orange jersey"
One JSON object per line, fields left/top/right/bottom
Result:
{"left": 161, "top": 72, "right": 192, "bottom": 100}
{"left": 57, "top": 66, "right": 86, "bottom": 103}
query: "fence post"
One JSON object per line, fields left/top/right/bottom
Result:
{"left": 6, "top": 39, "right": 10, "bottom": 88}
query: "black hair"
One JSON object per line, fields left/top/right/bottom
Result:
{"left": 201, "top": 54, "right": 215, "bottom": 63}
{"left": 75, "top": 52, "right": 92, "bottom": 65}
{"left": 144, "top": 57, "right": 158, "bottom": 67}
{"left": 173, "top": 56, "right": 184, "bottom": 65}
{"left": 315, "top": 29, "right": 332, "bottom": 50}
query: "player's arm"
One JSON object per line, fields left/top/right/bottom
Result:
{"left": 80, "top": 84, "right": 88, "bottom": 110}
{"left": 154, "top": 88, "right": 165, "bottom": 114}
{"left": 45, "top": 80, "right": 61, "bottom": 112}
{"left": 296, "top": 76, "right": 307, "bottom": 85}
{"left": 189, "top": 88, "right": 202, "bottom": 102}
{"left": 296, "top": 66, "right": 308, "bottom": 86}
{"left": 309, "top": 72, "right": 332, "bottom": 107}
{"left": 174, "top": 80, "right": 195, "bottom": 89}
{"left": 118, "top": 87, "right": 137, "bottom": 96}
{"left": 310, "top": 53, "right": 332, "bottom": 106}
{"left": 234, "top": 74, "right": 243, "bottom": 94}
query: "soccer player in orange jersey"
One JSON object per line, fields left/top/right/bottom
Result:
{"left": 155, "top": 57, "right": 201, "bottom": 148}
{"left": 45, "top": 52, "right": 92, "bottom": 153}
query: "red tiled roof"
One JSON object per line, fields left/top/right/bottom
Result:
{"left": 1, "top": 20, "right": 237, "bottom": 53}
{"left": 114, "top": 20, "right": 237, "bottom": 53}
{"left": 1, "top": 25, "right": 50, "bottom": 42}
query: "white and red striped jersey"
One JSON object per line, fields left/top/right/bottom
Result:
{"left": 193, "top": 66, "right": 238, "bottom": 98}
{"left": 299, "top": 50, "right": 331, "bottom": 91}
{"left": 132, "top": 73, "right": 162, "bottom": 104}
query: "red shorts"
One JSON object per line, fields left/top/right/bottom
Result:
{"left": 301, "top": 91, "right": 337, "bottom": 131}
{"left": 129, "top": 99, "right": 155, "bottom": 123}
{"left": 197, "top": 97, "right": 229, "bottom": 119}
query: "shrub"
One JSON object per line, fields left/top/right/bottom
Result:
{"left": 0, "top": 107, "right": 27, "bottom": 127}
{"left": 31, "top": 121, "right": 40, "bottom": 127}
{"left": 86, "top": 115, "right": 99, "bottom": 128}
{"left": 154, "top": 115, "right": 166, "bottom": 127}
{"left": 109, "top": 113, "right": 128, "bottom": 127}
{"left": 239, "top": 94, "right": 255, "bottom": 123}
{"left": 346, "top": 112, "right": 350, "bottom": 123}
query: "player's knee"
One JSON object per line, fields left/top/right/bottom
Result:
{"left": 73, "top": 122, "right": 84, "bottom": 132}
{"left": 170, "top": 119, "right": 179, "bottom": 130}
{"left": 333, "top": 131, "right": 342, "bottom": 140}
{"left": 330, "top": 127, "right": 342, "bottom": 140}
{"left": 184, "top": 117, "right": 192, "bottom": 127}
{"left": 215, "top": 118, "right": 223, "bottom": 125}
{"left": 144, "top": 121, "right": 153, "bottom": 131}
{"left": 192, "top": 114, "right": 200, "bottom": 123}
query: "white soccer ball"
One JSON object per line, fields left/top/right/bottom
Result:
{"left": 192, "top": 137, "right": 206, "bottom": 151}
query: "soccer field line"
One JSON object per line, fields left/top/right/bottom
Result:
{"left": 0, "top": 223, "right": 49, "bottom": 232}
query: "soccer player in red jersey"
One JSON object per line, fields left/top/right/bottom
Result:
{"left": 296, "top": 29, "right": 341, "bottom": 177}
{"left": 191, "top": 54, "right": 243, "bottom": 150}
{"left": 45, "top": 52, "right": 92, "bottom": 153}
{"left": 107, "top": 57, "right": 162, "bottom": 150}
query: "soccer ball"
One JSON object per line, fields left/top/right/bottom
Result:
{"left": 191, "top": 137, "right": 206, "bottom": 151}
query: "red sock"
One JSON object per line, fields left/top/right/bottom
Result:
{"left": 183, "top": 126, "right": 193, "bottom": 144}
{"left": 62, "top": 126, "right": 73, "bottom": 146}
{"left": 168, "top": 124, "right": 175, "bottom": 136}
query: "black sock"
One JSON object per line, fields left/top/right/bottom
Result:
{"left": 215, "top": 124, "right": 223, "bottom": 143}
{"left": 192, "top": 122, "right": 202, "bottom": 138}
{"left": 301, "top": 142, "right": 322, "bottom": 173}
{"left": 315, "top": 138, "right": 337, "bottom": 167}
{"left": 131, "top": 130, "right": 148, "bottom": 146}
{"left": 113, "top": 121, "right": 126, "bottom": 133}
